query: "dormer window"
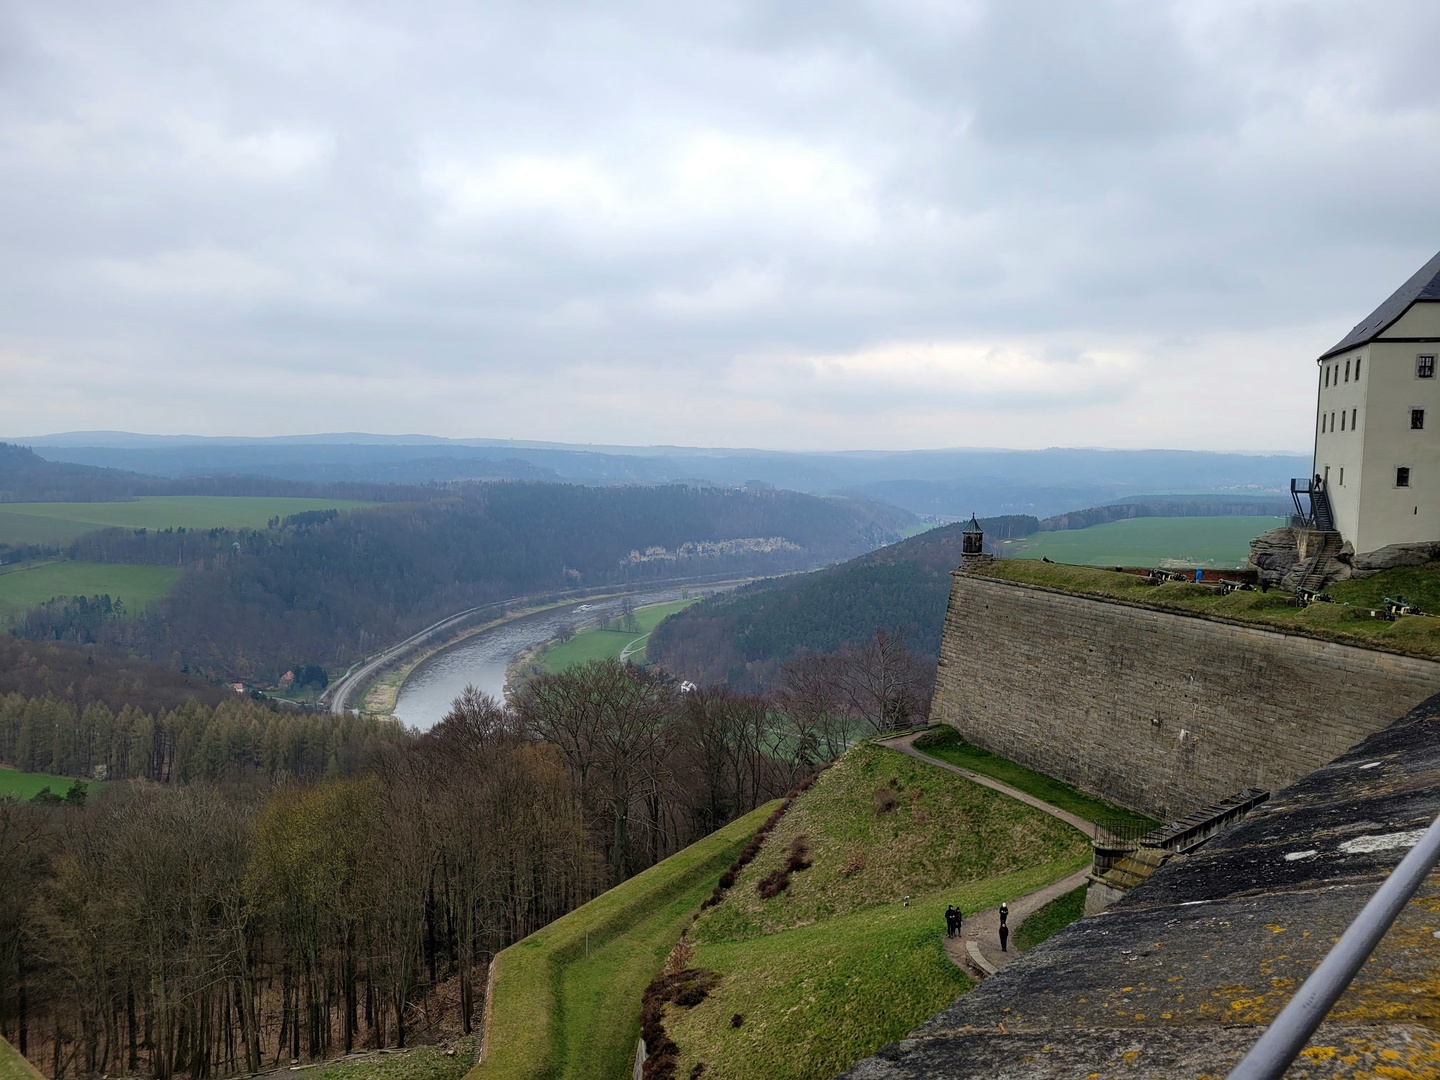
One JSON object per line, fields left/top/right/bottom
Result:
{"left": 1419, "top": 355, "right": 1436, "bottom": 379}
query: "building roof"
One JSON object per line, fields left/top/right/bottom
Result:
{"left": 1319, "top": 248, "right": 1440, "bottom": 361}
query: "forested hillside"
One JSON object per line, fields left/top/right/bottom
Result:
{"left": 647, "top": 515, "right": 1033, "bottom": 690}
{"left": 16, "top": 483, "right": 914, "bottom": 683}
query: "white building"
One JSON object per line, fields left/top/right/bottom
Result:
{"left": 1312, "top": 249, "right": 1440, "bottom": 555}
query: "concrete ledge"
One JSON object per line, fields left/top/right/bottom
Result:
{"left": 964, "top": 939, "right": 996, "bottom": 977}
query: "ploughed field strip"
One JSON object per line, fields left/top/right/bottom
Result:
{"left": 839, "top": 694, "right": 1440, "bottom": 1079}
{"left": 657, "top": 742, "right": 1091, "bottom": 1080}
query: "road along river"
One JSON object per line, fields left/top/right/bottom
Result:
{"left": 392, "top": 583, "right": 732, "bottom": 729}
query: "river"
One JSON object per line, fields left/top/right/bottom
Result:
{"left": 391, "top": 584, "right": 730, "bottom": 729}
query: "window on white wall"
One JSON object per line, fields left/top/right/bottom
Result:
{"left": 1413, "top": 408, "right": 1425, "bottom": 430}
{"left": 1397, "top": 467, "right": 1412, "bottom": 488}
{"left": 1352, "top": 408, "right": 1357, "bottom": 429}
{"left": 1419, "top": 355, "right": 1436, "bottom": 379}
{"left": 1356, "top": 357, "right": 1362, "bottom": 379}
{"left": 1345, "top": 360, "right": 1351, "bottom": 382}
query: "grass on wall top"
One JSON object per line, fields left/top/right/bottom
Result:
{"left": 981, "top": 559, "right": 1440, "bottom": 659}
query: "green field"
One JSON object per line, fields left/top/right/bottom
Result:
{"left": 667, "top": 742, "right": 1091, "bottom": 1080}
{"left": 540, "top": 598, "right": 700, "bottom": 672}
{"left": 911, "top": 726, "right": 1159, "bottom": 831}
{"left": 0, "top": 495, "right": 376, "bottom": 546}
{"left": 469, "top": 801, "right": 778, "bottom": 1080}
{"left": 0, "top": 561, "right": 183, "bottom": 623}
{"left": 0, "top": 767, "right": 95, "bottom": 801}
{"left": 999, "top": 515, "right": 1285, "bottom": 568}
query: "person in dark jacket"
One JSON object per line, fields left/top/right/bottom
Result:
{"left": 998, "top": 902, "right": 1009, "bottom": 952}
{"left": 945, "top": 906, "right": 955, "bottom": 937}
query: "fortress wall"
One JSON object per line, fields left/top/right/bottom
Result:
{"left": 930, "top": 572, "right": 1440, "bottom": 820}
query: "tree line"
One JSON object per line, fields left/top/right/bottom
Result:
{"left": 21, "top": 483, "right": 912, "bottom": 684}
{"left": 2, "top": 648, "right": 923, "bottom": 1080}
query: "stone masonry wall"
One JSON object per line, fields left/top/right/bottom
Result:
{"left": 930, "top": 571, "right": 1440, "bottom": 821}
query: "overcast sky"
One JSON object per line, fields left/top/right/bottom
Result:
{"left": 2, "top": 0, "right": 1438, "bottom": 452}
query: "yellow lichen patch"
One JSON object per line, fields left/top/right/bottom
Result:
{"left": 1299, "top": 1046, "right": 1336, "bottom": 1062}
{"left": 1265, "top": 924, "right": 1286, "bottom": 933}
{"left": 1121, "top": 1051, "right": 1138, "bottom": 1060}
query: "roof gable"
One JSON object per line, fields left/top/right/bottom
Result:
{"left": 1320, "top": 248, "right": 1440, "bottom": 360}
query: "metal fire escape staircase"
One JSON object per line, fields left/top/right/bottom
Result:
{"left": 1290, "top": 478, "right": 1341, "bottom": 591}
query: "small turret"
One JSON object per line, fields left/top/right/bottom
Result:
{"left": 962, "top": 514, "right": 984, "bottom": 557}
{"left": 958, "top": 513, "right": 993, "bottom": 572}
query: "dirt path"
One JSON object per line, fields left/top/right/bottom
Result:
{"left": 876, "top": 731, "right": 1096, "bottom": 978}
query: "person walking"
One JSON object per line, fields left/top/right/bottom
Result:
{"left": 998, "top": 902, "right": 1009, "bottom": 952}
{"left": 955, "top": 905, "right": 962, "bottom": 937}
{"left": 945, "top": 906, "right": 955, "bottom": 937}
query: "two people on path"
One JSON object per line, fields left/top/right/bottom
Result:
{"left": 999, "top": 902, "right": 1009, "bottom": 952}
{"left": 945, "top": 905, "right": 963, "bottom": 938}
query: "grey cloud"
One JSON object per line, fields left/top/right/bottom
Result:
{"left": 1, "top": 0, "right": 1437, "bottom": 449}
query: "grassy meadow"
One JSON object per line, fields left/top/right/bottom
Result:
{"left": 999, "top": 515, "right": 1285, "bottom": 568}
{"left": 0, "top": 495, "right": 376, "bottom": 546}
{"left": 469, "top": 801, "right": 778, "bottom": 1080}
{"left": 0, "top": 767, "right": 96, "bottom": 801}
{"left": 0, "top": 561, "right": 183, "bottom": 623}
{"left": 540, "top": 598, "right": 699, "bottom": 672}
{"left": 911, "top": 726, "right": 1158, "bottom": 831}
{"left": 985, "top": 559, "right": 1440, "bottom": 659}
{"left": 667, "top": 742, "right": 1091, "bottom": 1080}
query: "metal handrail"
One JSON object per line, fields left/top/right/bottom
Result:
{"left": 1226, "top": 811, "right": 1440, "bottom": 1080}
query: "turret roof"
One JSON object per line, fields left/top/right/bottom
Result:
{"left": 1319, "top": 248, "right": 1440, "bottom": 361}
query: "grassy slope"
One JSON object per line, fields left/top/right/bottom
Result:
{"left": 469, "top": 801, "right": 779, "bottom": 1080}
{"left": 539, "top": 598, "right": 698, "bottom": 672}
{"left": 1013, "top": 884, "right": 1087, "bottom": 951}
{"left": 0, "top": 1034, "right": 44, "bottom": 1080}
{"left": 0, "top": 495, "right": 376, "bottom": 545}
{"left": 911, "top": 726, "right": 1158, "bottom": 831}
{"left": 985, "top": 559, "right": 1440, "bottom": 659}
{"left": 0, "top": 561, "right": 183, "bottom": 622}
{"left": 0, "top": 766, "right": 97, "bottom": 800}
{"left": 1000, "top": 515, "right": 1286, "bottom": 568}
{"left": 668, "top": 742, "right": 1091, "bottom": 1080}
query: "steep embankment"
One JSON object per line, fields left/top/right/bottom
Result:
{"left": 468, "top": 801, "right": 780, "bottom": 1080}
{"left": 655, "top": 741, "right": 1091, "bottom": 1080}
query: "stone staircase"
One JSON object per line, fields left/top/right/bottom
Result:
{"left": 1086, "top": 789, "right": 1269, "bottom": 913}
{"left": 1296, "top": 530, "right": 1343, "bottom": 592}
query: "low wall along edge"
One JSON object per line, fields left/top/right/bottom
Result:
{"left": 930, "top": 570, "right": 1440, "bottom": 821}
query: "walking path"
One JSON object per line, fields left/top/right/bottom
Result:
{"left": 875, "top": 731, "right": 1096, "bottom": 978}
